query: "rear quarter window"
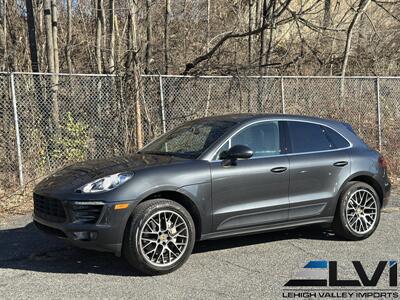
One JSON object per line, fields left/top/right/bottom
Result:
{"left": 322, "top": 126, "right": 350, "bottom": 149}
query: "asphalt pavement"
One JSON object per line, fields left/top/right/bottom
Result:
{"left": 0, "top": 190, "right": 399, "bottom": 299}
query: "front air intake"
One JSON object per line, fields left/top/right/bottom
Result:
{"left": 33, "top": 194, "right": 66, "bottom": 223}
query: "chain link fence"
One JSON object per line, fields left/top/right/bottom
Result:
{"left": 0, "top": 73, "right": 399, "bottom": 199}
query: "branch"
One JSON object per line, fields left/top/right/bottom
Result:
{"left": 182, "top": 0, "right": 293, "bottom": 75}
{"left": 285, "top": 5, "right": 346, "bottom": 33}
{"left": 372, "top": 0, "right": 400, "bottom": 23}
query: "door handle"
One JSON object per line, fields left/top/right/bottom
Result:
{"left": 333, "top": 161, "right": 348, "bottom": 167}
{"left": 271, "top": 166, "right": 287, "bottom": 173}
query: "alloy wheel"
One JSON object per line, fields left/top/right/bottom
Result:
{"left": 345, "top": 188, "right": 378, "bottom": 234}
{"left": 139, "top": 210, "right": 189, "bottom": 267}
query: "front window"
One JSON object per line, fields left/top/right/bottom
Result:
{"left": 214, "top": 121, "right": 281, "bottom": 160}
{"left": 231, "top": 121, "right": 281, "bottom": 158}
{"left": 140, "top": 120, "right": 236, "bottom": 159}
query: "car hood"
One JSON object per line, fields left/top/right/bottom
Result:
{"left": 34, "top": 153, "right": 188, "bottom": 194}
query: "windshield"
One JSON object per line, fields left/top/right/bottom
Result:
{"left": 140, "top": 120, "right": 236, "bottom": 159}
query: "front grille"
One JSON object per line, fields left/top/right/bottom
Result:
{"left": 33, "top": 194, "right": 66, "bottom": 223}
{"left": 34, "top": 221, "right": 67, "bottom": 238}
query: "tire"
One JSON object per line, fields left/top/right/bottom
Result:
{"left": 123, "top": 199, "right": 195, "bottom": 275}
{"left": 333, "top": 181, "right": 381, "bottom": 241}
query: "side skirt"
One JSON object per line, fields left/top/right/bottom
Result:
{"left": 200, "top": 216, "right": 333, "bottom": 241}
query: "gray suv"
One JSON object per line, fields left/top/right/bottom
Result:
{"left": 33, "top": 114, "right": 391, "bottom": 275}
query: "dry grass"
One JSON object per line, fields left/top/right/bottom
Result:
{"left": 0, "top": 186, "right": 34, "bottom": 219}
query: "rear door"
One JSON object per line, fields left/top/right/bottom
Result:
{"left": 210, "top": 121, "right": 290, "bottom": 232}
{"left": 285, "top": 121, "right": 351, "bottom": 220}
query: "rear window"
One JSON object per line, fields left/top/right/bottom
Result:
{"left": 287, "top": 121, "right": 349, "bottom": 153}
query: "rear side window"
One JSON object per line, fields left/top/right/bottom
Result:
{"left": 287, "top": 121, "right": 349, "bottom": 153}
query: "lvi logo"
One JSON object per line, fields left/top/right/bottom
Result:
{"left": 285, "top": 260, "right": 398, "bottom": 287}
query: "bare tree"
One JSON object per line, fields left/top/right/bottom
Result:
{"left": 0, "top": 0, "right": 6, "bottom": 70}
{"left": 248, "top": 0, "right": 253, "bottom": 67}
{"left": 51, "top": 0, "right": 59, "bottom": 74}
{"left": 43, "top": 0, "right": 60, "bottom": 129}
{"left": 341, "top": 0, "right": 372, "bottom": 77}
{"left": 207, "top": 0, "right": 211, "bottom": 51}
{"left": 255, "top": 0, "right": 261, "bottom": 28}
{"left": 25, "top": 0, "right": 40, "bottom": 72}
{"left": 263, "top": 0, "right": 276, "bottom": 74}
{"left": 259, "top": 0, "right": 267, "bottom": 74}
{"left": 323, "top": 0, "right": 331, "bottom": 28}
{"left": 6, "top": 0, "right": 400, "bottom": 77}
{"left": 164, "top": 0, "right": 170, "bottom": 74}
{"left": 66, "top": 0, "right": 73, "bottom": 73}
{"left": 126, "top": 0, "right": 143, "bottom": 149}
{"left": 95, "top": 0, "right": 105, "bottom": 73}
{"left": 183, "top": 0, "right": 292, "bottom": 75}
{"left": 44, "top": 0, "right": 55, "bottom": 73}
{"left": 144, "top": 0, "right": 152, "bottom": 73}
{"left": 108, "top": 0, "right": 115, "bottom": 74}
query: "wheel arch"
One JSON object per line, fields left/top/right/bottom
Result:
{"left": 128, "top": 190, "right": 202, "bottom": 241}
{"left": 343, "top": 172, "right": 384, "bottom": 205}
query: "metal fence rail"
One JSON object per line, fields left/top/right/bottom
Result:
{"left": 0, "top": 73, "right": 399, "bottom": 199}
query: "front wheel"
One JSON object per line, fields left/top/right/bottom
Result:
{"left": 333, "top": 181, "right": 381, "bottom": 240}
{"left": 123, "top": 199, "right": 195, "bottom": 275}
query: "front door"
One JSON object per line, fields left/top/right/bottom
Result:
{"left": 210, "top": 121, "right": 290, "bottom": 232}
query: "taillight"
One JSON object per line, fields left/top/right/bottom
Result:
{"left": 378, "top": 156, "right": 388, "bottom": 169}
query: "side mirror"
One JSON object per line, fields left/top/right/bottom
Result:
{"left": 220, "top": 144, "right": 253, "bottom": 165}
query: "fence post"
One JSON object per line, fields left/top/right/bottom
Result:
{"left": 376, "top": 77, "right": 382, "bottom": 152}
{"left": 159, "top": 75, "right": 167, "bottom": 134}
{"left": 280, "top": 76, "right": 286, "bottom": 114}
{"left": 10, "top": 73, "right": 25, "bottom": 188}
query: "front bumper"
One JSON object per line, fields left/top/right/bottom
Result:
{"left": 33, "top": 197, "right": 137, "bottom": 256}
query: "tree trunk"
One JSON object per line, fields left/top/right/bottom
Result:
{"left": 25, "top": 0, "right": 40, "bottom": 72}
{"left": 126, "top": 0, "right": 143, "bottom": 149}
{"left": 356, "top": 13, "right": 367, "bottom": 73}
{"left": 206, "top": 0, "right": 210, "bottom": 68}
{"left": 259, "top": 0, "right": 267, "bottom": 74}
{"left": 51, "top": 0, "right": 59, "bottom": 74}
{"left": 323, "top": 0, "right": 331, "bottom": 28}
{"left": 44, "top": 0, "right": 60, "bottom": 130}
{"left": 248, "top": 0, "right": 252, "bottom": 67}
{"left": 44, "top": 0, "right": 54, "bottom": 72}
{"left": 66, "top": 0, "right": 73, "bottom": 73}
{"left": 108, "top": 0, "right": 115, "bottom": 74}
{"left": 341, "top": 0, "right": 371, "bottom": 77}
{"left": 37, "top": 1, "right": 45, "bottom": 70}
{"left": 264, "top": 0, "right": 276, "bottom": 75}
{"left": 144, "top": 0, "right": 152, "bottom": 73}
{"left": 255, "top": 0, "right": 261, "bottom": 28}
{"left": 95, "top": 0, "right": 104, "bottom": 73}
{"left": 164, "top": 0, "right": 170, "bottom": 74}
{"left": 0, "top": 0, "right": 6, "bottom": 70}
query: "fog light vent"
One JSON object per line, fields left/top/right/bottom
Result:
{"left": 72, "top": 202, "right": 104, "bottom": 224}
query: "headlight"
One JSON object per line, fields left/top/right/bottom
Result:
{"left": 77, "top": 172, "right": 134, "bottom": 193}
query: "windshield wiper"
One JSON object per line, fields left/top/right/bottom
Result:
{"left": 140, "top": 151, "right": 196, "bottom": 159}
{"left": 140, "top": 151, "right": 172, "bottom": 156}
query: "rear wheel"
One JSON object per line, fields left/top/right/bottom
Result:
{"left": 333, "top": 181, "right": 381, "bottom": 240}
{"left": 123, "top": 199, "right": 195, "bottom": 275}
